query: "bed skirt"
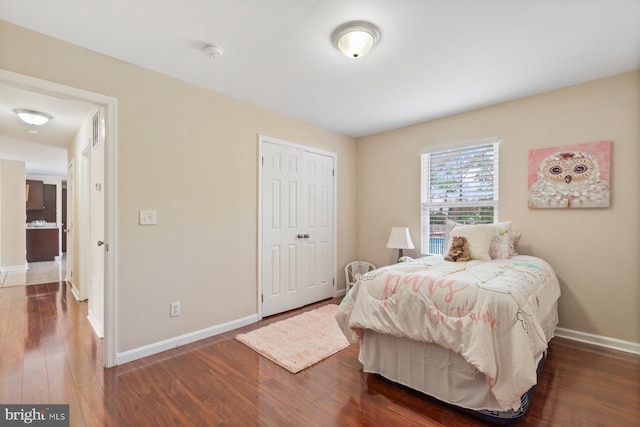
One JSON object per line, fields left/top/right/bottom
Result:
{"left": 359, "top": 330, "right": 546, "bottom": 425}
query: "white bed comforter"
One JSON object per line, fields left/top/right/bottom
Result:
{"left": 335, "top": 255, "right": 561, "bottom": 411}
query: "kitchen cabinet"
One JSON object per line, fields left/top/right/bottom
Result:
{"left": 26, "top": 179, "right": 45, "bottom": 210}
{"left": 26, "top": 228, "right": 59, "bottom": 262}
{"left": 26, "top": 184, "right": 56, "bottom": 223}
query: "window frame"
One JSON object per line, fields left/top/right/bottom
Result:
{"left": 420, "top": 138, "right": 500, "bottom": 255}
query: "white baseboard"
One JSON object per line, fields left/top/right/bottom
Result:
{"left": 70, "top": 285, "right": 81, "bottom": 301}
{"left": 112, "top": 317, "right": 638, "bottom": 366}
{"left": 115, "top": 313, "right": 260, "bottom": 366}
{"left": 87, "top": 309, "right": 104, "bottom": 338}
{"left": 1, "top": 264, "right": 28, "bottom": 273}
{"left": 336, "top": 289, "right": 346, "bottom": 297}
{"left": 555, "top": 327, "right": 640, "bottom": 355}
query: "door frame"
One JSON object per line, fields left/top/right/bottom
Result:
{"left": 257, "top": 134, "right": 337, "bottom": 320}
{"left": 0, "top": 69, "right": 119, "bottom": 368}
{"left": 66, "top": 160, "right": 75, "bottom": 284}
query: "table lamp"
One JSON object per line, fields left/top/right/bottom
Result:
{"left": 386, "top": 227, "right": 415, "bottom": 262}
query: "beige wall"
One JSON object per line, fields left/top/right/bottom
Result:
{"left": 2, "top": 18, "right": 637, "bottom": 354}
{"left": 356, "top": 71, "right": 640, "bottom": 344}
{"left": 0, "top": 21, "right": 357, "bottom": 353}
{"left": 0, "top": 159, "right": 26, "bottom": 268}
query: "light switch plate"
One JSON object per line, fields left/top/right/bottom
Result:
{"left": 139, "top": 210, "right": 157, "bottom": 225}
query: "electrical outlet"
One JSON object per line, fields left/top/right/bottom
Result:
{"left": 139, "top": 210, "right": 157, "bottom": 225}
{"left": 170, "top": 302, "right": 180, "bottom": 317}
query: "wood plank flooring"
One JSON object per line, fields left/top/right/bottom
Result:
{"left": 0, "top": 281, "right": 638, "bottom": 426}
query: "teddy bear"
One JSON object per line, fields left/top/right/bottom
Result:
{"left": 444, "top": 235, "right": 471, "bottom": 262}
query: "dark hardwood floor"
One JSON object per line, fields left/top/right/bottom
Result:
{"left": 0, "top": 281, "right": 638, "bottom": 426}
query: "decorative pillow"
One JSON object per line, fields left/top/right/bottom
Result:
{"left": 488, "top": 221, "right": 512, "bottom": 259}
{"left": 445, "top": 219, "right": 513, "bottom": 259}
{"left": 509, "top": 231, "right": 521, "bottom": 256}
{"left": 444, "top": 224, "right": 497, "bottom": 261}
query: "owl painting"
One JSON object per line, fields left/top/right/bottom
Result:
{"left": 528, "top": 141, "right": 611, "bottom": 208}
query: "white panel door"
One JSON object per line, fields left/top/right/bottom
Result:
{"left": 262, "top": 142, "right": 304, "bottom": 316}
{"left": 300, "top": 151, "right": 334, "bottom": 305}
{"left": 261, "top": 140, "right": 334, "bottom": 317}
{"left": 88, "top": 109, "right": 105, "bottom": 338}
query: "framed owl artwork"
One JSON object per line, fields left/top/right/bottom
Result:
{"left": 528, "top": 140, "right": 611, "bottom": 208}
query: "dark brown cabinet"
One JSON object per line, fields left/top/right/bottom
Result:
{"left": 26, "top": 228, "right": 59, "bottom": 262}
{"left": 25, "top": 180, "right": 59, "bottom": 263}
{"left": 26, "top": 184, "right": 56, "bottom": 223}
{"left": 26, "top": 179, "right": 45, "bottom": 210}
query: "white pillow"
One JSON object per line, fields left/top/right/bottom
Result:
{"left": 445, "top": 219, "right": 513, "bottom": 260}
{"left": 445, "top": 224, "right": 497, "bottom": 261}
{"left": 488, "top": 221, "right": 512, "bottom": 259}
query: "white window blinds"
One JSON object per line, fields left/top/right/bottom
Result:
{"left": 421, "top": 139, "right": 499, "bottom": 254}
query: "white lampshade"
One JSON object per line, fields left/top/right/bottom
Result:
{"left": 386, "top": 227, "right": 415, "bottom": 250}
{"left": 332, "top": 21, "right": 380, "bottom": 58}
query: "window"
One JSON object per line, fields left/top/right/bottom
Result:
{"left": 421, "top": 138, "right": 499, "bottom": 254}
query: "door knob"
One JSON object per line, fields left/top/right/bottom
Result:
{"left": 297, "top": 234, "right": 304, "bottom": 239}
{"left": 97, "top": 240, "right": 104, "bottom": 246}
{"left": 303, "top": 234, "right": 310, "bottom": 239}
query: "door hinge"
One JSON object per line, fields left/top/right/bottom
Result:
{"left": 262, "top": 156, "right": 264, "bottom": 165}
{"left": 333, "top": 278, "right": 335, "bottom": 286}
{"left": 261, "top": 294, "right": 263, "bottom": 303}
{"left": 333, "top": 169, "right": 335, "bottom": 177}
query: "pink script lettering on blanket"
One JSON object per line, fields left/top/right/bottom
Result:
{"left": 379, "top": 272, "right": 499, "bottom": 331}
{"left": 381, "top": 273, "right": 469, "bottom": 307}
{"left": 428, "top": 301, "right": 500, "bottom": 331}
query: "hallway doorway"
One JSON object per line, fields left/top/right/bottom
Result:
{"left": 0, "top": 69, "right": 118, "bottom": 367}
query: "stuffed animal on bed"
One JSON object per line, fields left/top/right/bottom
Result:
{"left": 444, "top": 235, "right": 471, "bottom": 262}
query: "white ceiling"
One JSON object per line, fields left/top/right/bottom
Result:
{"left": 1, "top": 0, "right": 639, "bottom": 175}
{"left": 0, "top": 82, "right": 94, "bottom": 177}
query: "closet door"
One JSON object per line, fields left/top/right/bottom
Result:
{"left": 261, "top": 140, "right": 335, "bottom": 317}
{"left": 300, "top": 151, "right": 334, "bottom": 305}
{"left": 262, "top": 142, "right": 305, "bottom": 316}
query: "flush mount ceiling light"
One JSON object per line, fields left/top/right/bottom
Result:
{"left": 204, "top": 44, "right": 224, "bottom": 60}
{"left": 13, "top": 108, "right": 53, "bottom": 126}
{"left": 332, "top": 21, "right": 380, "bottom": 58}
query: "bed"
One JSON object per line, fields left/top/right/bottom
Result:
{"left": 335, "top": 251, "right": 561, "bottom": 424}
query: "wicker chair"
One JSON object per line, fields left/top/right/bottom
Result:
{"left": 344, "top": 261, "right": 376, "bottom": 292}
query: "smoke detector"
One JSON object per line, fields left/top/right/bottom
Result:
{"left": 204, "top": 44, "right": 224, "bottom": 60}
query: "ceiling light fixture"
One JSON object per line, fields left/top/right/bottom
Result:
{"left": 13, "top": 108, "right": 53, "bottom": 126}
{"left": 332, "top": 21, "right": 380, "bottom": 58}
{"left": 204, "top": 44, "right": 224, "bottom": 60}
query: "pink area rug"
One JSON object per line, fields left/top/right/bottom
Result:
{"left": 235, "top": 304, "right": 350, "bottom": 373}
